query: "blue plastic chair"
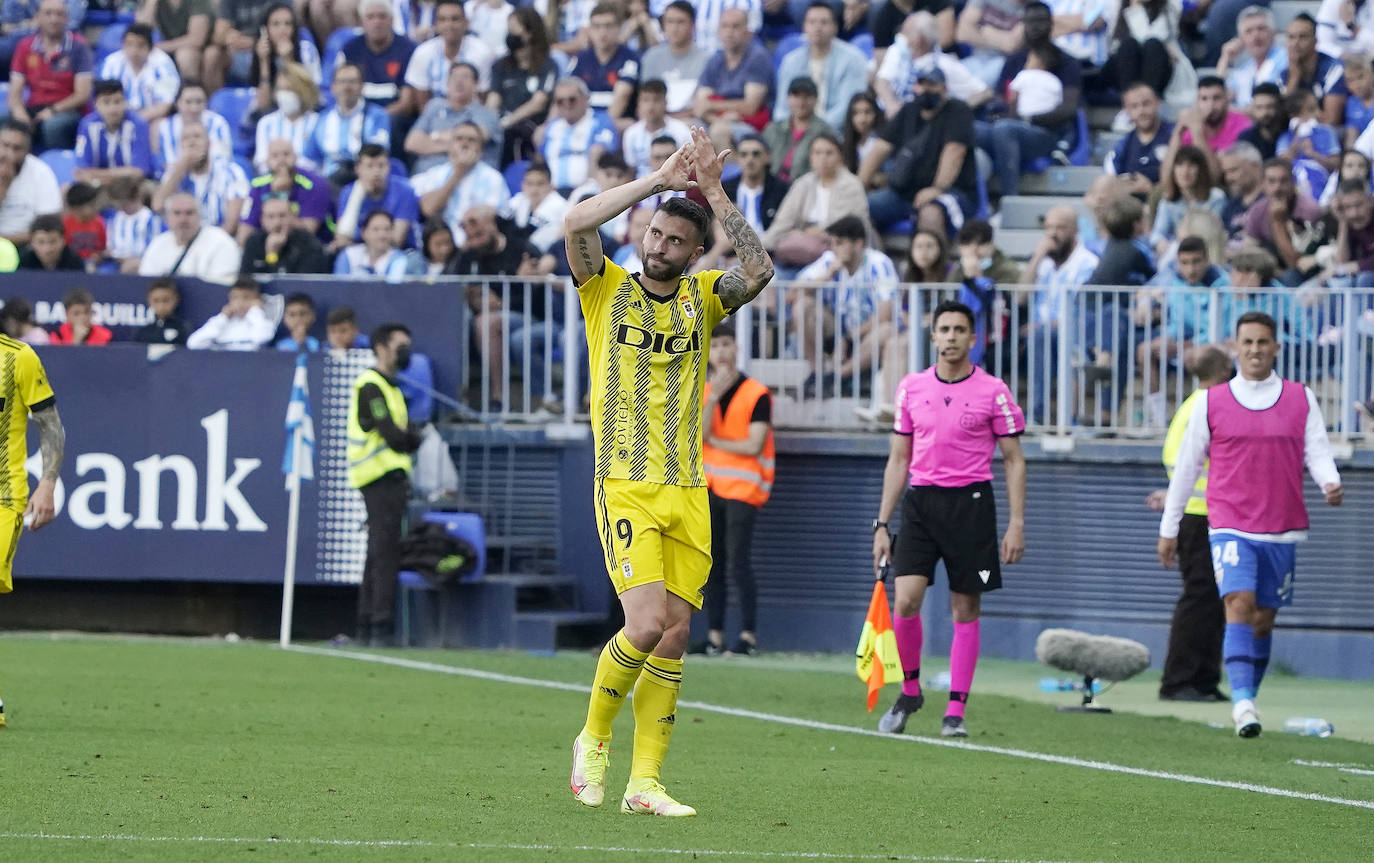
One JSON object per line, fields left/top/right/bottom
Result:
{"left": 208, "top": 87, "right": 257, "bottom": 158}
{"left": 502, "top": 159, "right": 529, "bottom": 194}
{"left": 321, "top": 26, "right": 362, "bottom": 86}
{"left": 41, "top": 149, "right": 77, "bottom": 187}
{"left": 390, "top": 157, "right": 409, "bottom": 177}
{"left": 82, "top": 9, "right": 135, "bottom": 27}
{"left": 1026, "top": 109, "right": 1092, "bottom": 173}
{"left": 395, "top": 511, "right": 488, "bottom": 645}
{"left": 851, "top": 32, "right": 875, "bottom": 60}
{"left": 94, "top": 22, "right": 130, "bottom": 70}
{"left": 234, "top": 154, "right": 257, "bottom": 180}
{"left": 774, "top": 32, "right": 805, "bottom": 72}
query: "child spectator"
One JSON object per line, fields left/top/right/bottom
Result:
{"left": 99, "top": 22, "right": 180, "bottom": 123}
{"left": 186, "top": 277, "right": 277, "bottom": 351}
{"left": 1280, "top": 89, "right": 1342, "bottom": 200}
{"left": 106, "top": 176, "right": 165, "bottom": 275}
{"left": 275, "top": 292, "right": 321, "bottom": 352}
{"left": 0, "top": 296, "right": 49, "bottom": 345}
{"left": 19, "top": 214, "right": 83, "bottom": 271}
{"left": 132, "top": 278, "right": 190, "bottom": 345}
{"left": 1009, "top": 48, "right": 1064, "bottom": 120}
{"left": 62, "top": 182, "right": 107, "bottom": 268}
{"left": 74, "top": 79, "right": 156, "bottom": 185}
{"left": 50, "top": 287, "right": 113, "bottom": 345}
{"left": 325, "top": 305, "right": 369, "bottom": 350}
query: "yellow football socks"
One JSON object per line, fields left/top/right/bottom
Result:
{"left": 584, "top": 630, "right": 650, "bottom": 739}
{"left": 629, "top": 655, "right": 683, "bottom": 785}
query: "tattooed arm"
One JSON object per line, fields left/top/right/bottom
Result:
{"left": 563, "top": 139, "right": 698, "bottom": 285}
{"left": 25, "top": 404, "right": 64, "bottom": 531}
{"left": 689, "top": 126, "right": 775, "bottom": 311}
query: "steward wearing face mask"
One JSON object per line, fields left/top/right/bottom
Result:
{"left": 347, "top": 322, "right": 424, "bottom": 646}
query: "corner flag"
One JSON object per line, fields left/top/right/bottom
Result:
{"left": 855, "top": 580, "right": 902, "bottom": 711}
{"left": 282, "top": 353, "right": 314, "bottom": 487}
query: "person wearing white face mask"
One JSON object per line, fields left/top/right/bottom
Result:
{"left": 253, "top": 61, "right": 321, "bottom": 173}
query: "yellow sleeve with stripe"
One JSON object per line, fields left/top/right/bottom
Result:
{"left": 1162, "top": 390, "right": 1208, "bottom": 517}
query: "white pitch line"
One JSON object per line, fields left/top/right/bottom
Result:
{"left": 285, "top": 645, "right": 1374, "bottom": 812}
{"left": 0, "top": 833, "right": 1096, "bottom": 863}
{"left": 1293, "top": 759, "right": 1374, "bottom": 777}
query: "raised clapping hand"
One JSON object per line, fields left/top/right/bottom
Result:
{"left": 656, "top": 139, "right": 698, "bottom": 192}
{"left": 689, "top": 125, "right": 731, "bottom": 192}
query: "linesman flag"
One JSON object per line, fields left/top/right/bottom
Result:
{"left": 282, "top": 353, "right": 315, "bottom": 488}
{"left": 855, "top": 579, "right": 902, "bottom": 711}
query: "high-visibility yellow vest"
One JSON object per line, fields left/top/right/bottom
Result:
{"left": 1163, "top": 389, "right": 1208, "bottom": 516}
{"left": 347, "top": 368, "right": 412, "bottom": 489}
{"left": 703, "top": 376, "right": 775, "bottom": 507}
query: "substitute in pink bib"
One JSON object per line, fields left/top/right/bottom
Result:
{"left": 893, "top": 366, "right": 1025, "bottom": 487}
{"left": 1206, "top": 377, "right": 1310, "bottom": 535}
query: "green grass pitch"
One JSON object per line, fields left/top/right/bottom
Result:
{"left": 0, "top": 635, "right": 1370, "bottom": 862}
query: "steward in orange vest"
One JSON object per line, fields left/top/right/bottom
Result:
{"left": 694, "top": 324, "right": 774, "bottom": 657}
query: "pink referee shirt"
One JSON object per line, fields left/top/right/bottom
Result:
{"left": 893, "top": 366, "right": 1025, "bottom": 487}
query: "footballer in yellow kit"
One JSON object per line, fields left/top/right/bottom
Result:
{"left": 565, "top": 127, "right": 774, "bottom": 816}
{"left": 0, "top": 333, "right": 67, "bottom": 728}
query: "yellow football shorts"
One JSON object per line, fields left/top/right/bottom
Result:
{"left": 594, "top": 477, "right": 713, "bottom": 608}
{"left": 0, "top": 504, "right": 21, "bottom": 594}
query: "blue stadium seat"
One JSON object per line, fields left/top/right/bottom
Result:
{"left": 851, "top": 32, "right": 875, "bottom": 60}
{"left": 1026, "top": 109, "right": 1091, "bottom": 173}
{"left": 390, "top": 157, "right": 409, "bottom": 177}
{"left": 234, "top": 154, "right": 257, "bottom": 180}
{"left": 396, "top": 511, "right": 488, "bottom": 646}
{"left": 503, "top": 159, "right": 529, "bottom": 194}
{"left": 94, "top": 22, "right": 130, "bottom": 71}
{"left": 41, "top": 149, "right": 77, "bottom": 187}
{"left": 321, "top": 26, "right": 361, "bottom": 86}
{"left": 774, "top": 32, "right": 804, "bottom": 72}
{"left": 208, "top": 87, "right": 257, "bottom": 158}
{"left": 82, "top": 9, "right": 135, "bottom": 27}
{"left": 888, "top": 217, "right": 914, "bottom": 236}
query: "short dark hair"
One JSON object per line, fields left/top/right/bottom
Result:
{"left": 0, "top": 116, "right": 32, "bottom": 141}
{"left": 1263, "top": 156, "right": 1294, "bottom": 174}
{"left": 524, "top": 159, "right": 551, "bottom": 180}
{"left": 371, "top": 322, "right": 411, "bottom": 352}
{"left": 65, "top": 181, "right": 99, "bottom": 208}
{"left": 326, "top": 306, "right": 357, "bottom": 327}
{"left": 590, "top": 2, "right": 619, "bottom": 18}
{"left": 1198, "top": 74, "right": 1226, "bottom": 91}
{"left": 825, "top": 214, "right": 867, "bottom": 241}
{"left": 63, "top": 287, "right": 95, "bottom": 309}
{"left": 1177, "top": 235, "right": 1208, "bottom": 258}
{"left": 1338, "top": 178, "right": 1370, "bottom": 197}
{"left": 808, "top": 130, "right": 842, "bottom": 155}
{"left": 333, "top": 62, "right": 364, "bottom": 80}
{"left": 596, "top": 152, "right": 630, "bottom": 173}
{"left": 30, "top": 214, "right": 63, "bottom": 235}
{"left": 1101, "top": 195, "right": 1144, "bottom": 240}
{"left": 449, "top": 61, "right": 479, "bottom": 81}
{"left": 105, "top": 175, "right": 143, "bottom": 202}
{"left": 146, "top": 277, "right": 178, "bottom": 296}
{"left": 649, "top": 134, "right": 677, "bottom": 151}
{"left": 1293, "top": 11, "right": 1317, "bottom": 30}
{"left": 1188, "top": 344, "right": 1234, "bottom": 383}
{"left": 94, "top": 79, "right": 125, "bottom": 99}
{"left": 124, "top": 22, "right": 155, "bottom": 46}
{"left": 663, "top": 0, "right": 695, "bottom": 20}
{"left": 0, "top": 296, "right": 33, "bottom": 324}
{"left": 1236, "top": 310, "right": 1278, "bottom": 338}
{"left": 659, "top": 196, "right": 711, "bottom": 244}
{"left": 284, "top": 292, "right": 315, "bottom": 310}
{"left": 231, "top": 276, "right": 261, "bottom": 294}
{"left": 804, "top": 1, "right": 838, "bottom": 24}
{"left": 956, "top": 219, "right": 993, "bottom": 246}
{"left": 738, "top": 133, "right": 769, "bottom": 153}
{"left": 931, "top": 300, "right": 975, "bottom": 330}
{"left": 1228, "top": 248, "right": 1278, "bottom": 283}
{"left": 362, "top": 209, "right": 393, "bottom": 231}
{"left": 640, "top": 79, "right": 668, "bottom": 98}
{"left": 711, "top": 322, "right": 735, "bottom": 339}
{"left": 359, "top": 143, "right": 389, "bottom": 161}
{"left": 1123, "top": 81, "right": 1159, "bottom": 99}
{"left": 1251, "top": 82, "right": 1282, "bottom": 101}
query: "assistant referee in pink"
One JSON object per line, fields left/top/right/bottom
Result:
{"left": 871, "top": 300, "right": 1027, "bottom": 738}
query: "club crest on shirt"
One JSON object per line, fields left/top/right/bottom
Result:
{"left": 679, "top": 295, "right": 695, "bottom": 319}
{"left": 620, "top": 558, "right": 634, "bottom": 580}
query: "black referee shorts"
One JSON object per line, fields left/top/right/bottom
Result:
{"left": 891, "top": 481, "right": 1002, "bottom": 594}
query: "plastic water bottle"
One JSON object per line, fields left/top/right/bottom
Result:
{"left": 1283, "top": 718, "right": 1335, "bottom": 738}
{"left": 1039, "top": 677, "right": 1077, "bottom": 691}
{"left": 927, "top": 670, "right": 951, "bottom": 691}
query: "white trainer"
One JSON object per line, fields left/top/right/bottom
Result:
{"left": 1233, "top": 699, "right": 1262, "bottom": 738}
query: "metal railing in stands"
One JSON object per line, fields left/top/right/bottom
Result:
{"left": 373, "top": 274, "right": 1373, "bottom": 441}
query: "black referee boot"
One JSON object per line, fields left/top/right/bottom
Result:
{"left": 878, "top": 693, "right": 924, "bottom": 734}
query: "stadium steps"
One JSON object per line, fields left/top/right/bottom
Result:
{"left": 1018, "top": 166, "right": 1104, "bottom": 196}
{"left": 484, "top": 571, "right": 580, "bottom": 611}
{"left": 999, "top": 195, "right": 1092, "bottom": 230}
{"left": 512, "top": 610, "right": 610, "bottom": 652}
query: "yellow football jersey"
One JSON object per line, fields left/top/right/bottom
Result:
{"left": 0, "top": 335, "right": 55, "bottom": 509}
{"left": 579, "top": 257, "right": 729, "bottom": 486}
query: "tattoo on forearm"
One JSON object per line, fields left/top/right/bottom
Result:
{"left": 716, "top": 204, "right": 774, "bottom": 309}
{"left": 34, "top": 406, "right": 64, "bottom": 483}
{"left": 576, "top": 235, "right": 598, "bottom": 274}
{"left": 649, "top": 183, "right": 664, "bottom": 195}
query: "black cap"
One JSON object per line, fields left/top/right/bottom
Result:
{"left": 788, "top": 76, "right": 819, "bottom": 96}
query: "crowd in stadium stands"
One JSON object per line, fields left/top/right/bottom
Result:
{"left": 0, "top": 0, "right": 1371, "bottom": 421}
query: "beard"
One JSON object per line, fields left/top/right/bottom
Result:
{"left": 642, "top": 254, "right": 681, "bottom": 281}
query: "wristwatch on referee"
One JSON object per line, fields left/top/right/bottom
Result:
{"left": 872, "top": 519, "right": 887, "bottom": 534}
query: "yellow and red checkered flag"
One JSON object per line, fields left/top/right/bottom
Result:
{"left": 855, "top": 579, "right": 902, "bottom": 711}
